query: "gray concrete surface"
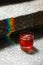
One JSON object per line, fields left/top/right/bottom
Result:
{"left": 0, "top": 39, "right": 43, "bottom": 65}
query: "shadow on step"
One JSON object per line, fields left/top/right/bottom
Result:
{"left": 0, "top": 0, "right": 34, "bottom": 6}
{"left": 0, "top": 27, "right": 43, "bottom": 50}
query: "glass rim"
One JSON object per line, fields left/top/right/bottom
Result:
{"left": 19, "top": 32, "right": 34, "bottom": 40}
{"left": 20, "top": 32, "right": 34, "bottom": 36}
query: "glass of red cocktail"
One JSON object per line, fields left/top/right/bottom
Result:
{"left": 19, "top": 32, "right": 34, "bottom": 53}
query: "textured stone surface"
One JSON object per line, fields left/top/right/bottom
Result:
{"left": 0, "top": 0, "right": 43, "bottom": 65}
{"left": 0, "top": 38, "right": 43, "bottom": 65}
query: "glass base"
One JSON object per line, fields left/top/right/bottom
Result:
{"left": 21, "top": 46, "right": 33, "bottom": 54}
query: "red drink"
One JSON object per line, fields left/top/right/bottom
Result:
{"left": 19, "top": 33, "right": 34, "bottom": 53}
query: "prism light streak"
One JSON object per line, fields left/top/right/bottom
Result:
{"left": 3, "top": 18, "right": 15, "bottom": 45}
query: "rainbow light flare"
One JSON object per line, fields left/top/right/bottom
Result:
{"left": 3, "top": 18, "right": 15, "bottom": 45}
